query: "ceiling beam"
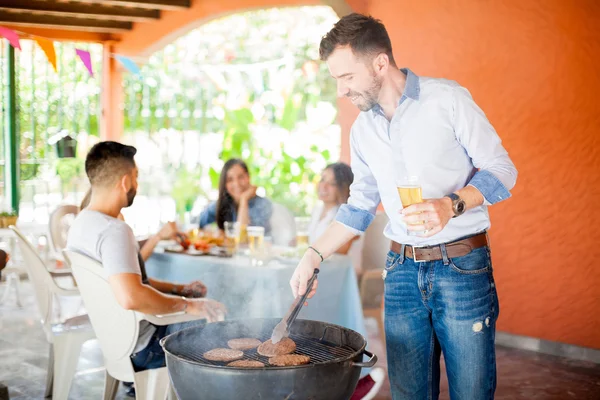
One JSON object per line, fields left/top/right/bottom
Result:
{"left": 0, "top": 0, "right": 160, "bottom": 22}
{"left": 69, "top": 0, "right": 191, "bottom": 11}
{"left": 0, "top": 11, "right": 133, "bottom": 33}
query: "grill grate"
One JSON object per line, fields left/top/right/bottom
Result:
{"left": 172, "top": 331, "right": 356, "bottom": 368}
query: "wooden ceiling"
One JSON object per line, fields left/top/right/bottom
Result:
{"left": 0, "top": 0, "right": 191, "bottom": 34}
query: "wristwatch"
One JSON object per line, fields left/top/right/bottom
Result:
{"left": 445, "top": 193, "right": 466, "bottom": 218}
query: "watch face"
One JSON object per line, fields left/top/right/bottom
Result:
{"left": 456, "top": 201, "right": 466, "bottom": 214}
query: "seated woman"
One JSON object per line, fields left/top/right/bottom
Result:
{"left": 308, "top": 162, "right": 363, "bottom": 274}
{"left": 198, "top": 158, "right": 272, "bottom": 234}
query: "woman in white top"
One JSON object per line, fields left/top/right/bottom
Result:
{"left": 308, "top": 162, "right": 363, "bottom": 275}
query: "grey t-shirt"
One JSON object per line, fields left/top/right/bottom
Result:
{"left": 66, "top": 209, "right": 155, "bottom": 353}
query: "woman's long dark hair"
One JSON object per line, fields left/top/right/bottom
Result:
{"left": 325, "top": 162, "right": 354, "bottom": 204}
{"left": 216, "top": 158, "right": 250, "bottom": 230}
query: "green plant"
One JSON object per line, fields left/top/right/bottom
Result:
{"left": 56, "top": 158, "right": 84, "bottom": 184}
{"left": 171, "top": 167, "right": 203, "bottom": 216}
{"left": 212, "top": 103, "right": 332, "bottom": 216}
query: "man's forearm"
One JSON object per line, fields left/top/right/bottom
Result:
{"left": 455, "top": 185, "right": 484, "bottom": 211}
{"left": 308, "top": 221, "right": 358, "bottom": 259}
{"left": 109, "top": 276, "right": 187, "bottom": 314}
{"left": 148, "top": 277, "right": 182, "bottom": 295}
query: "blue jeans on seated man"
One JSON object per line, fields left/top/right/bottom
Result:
{"left": 384, "top": 241, "right": 499, "bottom": 400}
{"left": 131, "top": 319, "right": 206, "bottom": 371}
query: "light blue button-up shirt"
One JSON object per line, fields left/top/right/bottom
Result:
{"left": 336, "top": 69, "right": 517, "bottom": 246}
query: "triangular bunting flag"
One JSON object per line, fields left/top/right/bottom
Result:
{"left": 76, "top": 49, "right": 93, "bottom": 77}
{"left": 34, "top": 37, "right": 57, "bottom": 72}
{"left": 0, "top": 26, "right": 21, "bottom": 50}
{"left": 115, "top": 55, "right": 141, "bottom": 76}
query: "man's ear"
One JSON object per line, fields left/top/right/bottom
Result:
{"left": 119, "top": 174, "right": 131, "bottom": 192}
{"left": 373, "top": 53, "right": 389, "bottom": 74}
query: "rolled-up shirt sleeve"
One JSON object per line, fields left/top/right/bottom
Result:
{"left": 335, "top": 126, "right": 380, "bottom": 233}
{"left": 452, "top": 86, "right": 518, "bottom": 204}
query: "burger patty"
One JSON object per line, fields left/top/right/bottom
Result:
{"left": 257, "top": 338, "right": 297, "bottom": 357}
{"left": 268, "top": 354, "right": 311, "bottom": 367}
{"left": 227, "top": 338, "right": 262, "bottom": 351}
{"left": 203, "top": 348, "right": 244, "bottom": 362}
{"left": 227, "top": 360, "right": 265, "bottom": 368}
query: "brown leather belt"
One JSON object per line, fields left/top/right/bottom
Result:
{"left": 391, "top": 233, "right": 488, "bottom": 262}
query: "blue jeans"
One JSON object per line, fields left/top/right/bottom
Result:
{"left": 384, "top": 242, "right": 498, "bottom": 400}
{"left": 131, "top": 319, "right": 206, "bottom": 371}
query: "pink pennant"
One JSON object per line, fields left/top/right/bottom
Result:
{"left": 0, "top": 26, "right": 21, "bottom": 50}
{"left": 75, "top": 48, "right": 93, "bottom": 77}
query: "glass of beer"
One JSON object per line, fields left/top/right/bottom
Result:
{"left": 223, "top": 221, "right": 239, "bottom": 256}
{"left": 294, "top": 217, "right": 311, "bottom": 249}
{"left": 247, "top": 226, "right": 265, "bottom": 266}
{"left": 397, "top": 176, "right": 424, "bottom": 236}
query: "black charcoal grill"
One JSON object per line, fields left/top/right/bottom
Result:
{"left": 161, "top": 318, "right": 377, "bottom": 400}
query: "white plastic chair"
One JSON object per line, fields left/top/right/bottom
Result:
{"left": 9, "top": 226, "right": 95, "bottom": 400}
{"left": 48, "top": 205, "right": 79, "bottom": 263}
{"left": 0, "top": 266, "right": 24, "bottom": 307}
{"left": 64, "top": 250, "right": 204, "bottom": 400}
{"left": 359, "top": 212, "right": 390, "bottom": 345}
{"left": 269, "top": 202, "right": 296, "bottom": 246}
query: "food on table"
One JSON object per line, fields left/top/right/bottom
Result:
{"left": 227, "top": 338, "right": 262, "bottom": 350}
{"left": 175, "top": 233, "right": 192, "bottom": 250}
{"left": 193, "top": 239, "right": 213, "bottom": 252}
{"left": 268, "top": 354, "right": 310, "bottom": 367}
{"left": 203, "top": 348, "right": 244, "bottom": 362}
{"left": 257, "top": 338, "right": 296, "bottom": 357}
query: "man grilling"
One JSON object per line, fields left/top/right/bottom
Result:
{"left": 290, "top": 13, "right": 517, "bottom": 400}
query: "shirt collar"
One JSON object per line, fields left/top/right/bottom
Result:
{"left": 372, "top": 68, "right": 420, "bottom": 117}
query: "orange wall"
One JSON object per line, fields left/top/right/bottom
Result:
{"left": 340, "top": 0, "right": 599, "bottom": 349}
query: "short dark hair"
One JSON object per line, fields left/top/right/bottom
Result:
{"left": 85, "top": 141, "right": 137, "bottom": 187}
{"left": 319, "top": 13, "right": 395, "bottom": 65}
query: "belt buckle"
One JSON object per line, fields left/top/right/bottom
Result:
{"left": 411, "top": 245, "right": 426, "bottom": 263}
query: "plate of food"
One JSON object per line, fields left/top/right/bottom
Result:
{"left": 164, "top": 245, "right": 211, "bottom": 256}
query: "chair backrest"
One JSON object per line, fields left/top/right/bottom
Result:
{"left": 63, "top": 250, "right": 139, "bottom": 381}
{"left": 269, "top": 202, "right": 296, "bottom": 246}
{"left": 48, "top": 205, "right": 79, "bottom": 261}
{"left": 361, "top": 212, "right": 390, "bottom": 272}
{"left": 9, "top": 226, "right": 57, "bottom": 339}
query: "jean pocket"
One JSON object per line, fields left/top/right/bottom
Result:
{"left": 448, "top": 247, "right": 491, "bottom": 275}
{"left": 131, "top": 349, "right": 153, "bottom": 371}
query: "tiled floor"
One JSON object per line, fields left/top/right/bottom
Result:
{"left": 1, "top": 280, "right": 599, "bottom": 400}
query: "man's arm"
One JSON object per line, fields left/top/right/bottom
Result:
{"left": 109, "top": 273, "right": 187, "bottom": 314}
{"left": 402, "top": 85, "right": 517, "bottom": 236}
{"left": 452, "top": 85, "right": 517, "bottom": 203}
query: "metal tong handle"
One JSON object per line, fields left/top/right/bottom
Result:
{"left": 287, "top": 268, "right": 319, "bottom": 327}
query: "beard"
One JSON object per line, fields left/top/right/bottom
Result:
{"left": 126, "top": 187, "right": 136, "bottom": 207}
{"left": 348, "top": 73, "right": 383, "bottom": 112}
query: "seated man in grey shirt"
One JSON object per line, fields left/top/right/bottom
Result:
{"left": 67, "top": 141, "right": 226, "bottom": 372}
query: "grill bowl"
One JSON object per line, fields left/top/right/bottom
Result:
{"left": 161, "top": 318, "right": 377, "bottom": 400}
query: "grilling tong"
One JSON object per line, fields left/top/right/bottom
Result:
{"left": 271, "top": 268, "right": 319, "bottom": 344}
